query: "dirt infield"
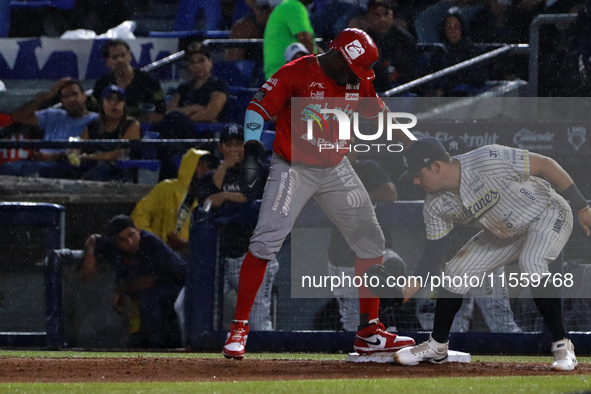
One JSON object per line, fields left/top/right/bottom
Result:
{"left": 1, "top": 357, "right": 589, "bottom": 382}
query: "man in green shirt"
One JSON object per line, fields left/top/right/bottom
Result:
{"left": 263, "top": 0, "right": 318, "bottom": 79}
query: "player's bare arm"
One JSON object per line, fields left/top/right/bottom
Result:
{"left": 529, "top": 152, "right": 591, "bottom": 235}
{"left": 81, "top": 234, "right": 100, "bottom": 281}
{"left": 401, "top": 236, "right": 449, "bottom": 302}
{"left": 12, "top": 77, "right": 72, "bottom": 126}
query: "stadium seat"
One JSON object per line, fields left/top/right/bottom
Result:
{"left": 213, "top": 60, "right": 256, "bottom": 87}
{"left": 223, "top": 87, "right": 257, "bottom": 124}
{"left": 9, "top": 0, "right": 76, "bottom": 10}
{"left": 173, "top": 0, "right": 250, "bottom": 31}
{"left": 148, "top": 30, "right": 231, "bottom": 39}
{"left": 139, "top": 130, "right": 161, "bottom": 160}
{"left": 260, "top": 130, "right": 275, "bottom": 152}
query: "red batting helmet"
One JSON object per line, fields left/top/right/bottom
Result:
{"left": 329, "top": 28, "right": 378, "bottom": 81}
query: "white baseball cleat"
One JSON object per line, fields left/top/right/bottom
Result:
{"left": 551, "top": 338, "right": 578, "bottom": 371}
{"left": 395, "top": 335, "right": 449, "bottom": 366}
{"left": 222, "top": 321, "right": 249, "bottom": 360}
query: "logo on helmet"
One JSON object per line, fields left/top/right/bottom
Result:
{"left": 345, "top": 40, "right": 365, "bottom": 60}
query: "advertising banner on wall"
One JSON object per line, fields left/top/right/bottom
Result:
{"left": 0, "top": 37, "right": 179, "bottom": 80}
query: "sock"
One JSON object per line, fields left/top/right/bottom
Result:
{"left": 531, "top": 286, "right": 567, "bottom": 342}
{"left": 234, "top": 251, "right": 269, "bottom": 321}
{"left": 431, "top": 289, "right": 463, "bottom": 344}
{"left": 355, "top": 255, "right": 383, "bottom": 326}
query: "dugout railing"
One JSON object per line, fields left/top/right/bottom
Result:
{"left": 0, "top": 202, "right": 64, "bottom": 348}
{"left": 1, "top": 200, "right": 590, "bottom": 353}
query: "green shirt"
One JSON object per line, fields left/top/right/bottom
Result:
{"left": 263, "top": 0, "right": 315, "bottom": 79}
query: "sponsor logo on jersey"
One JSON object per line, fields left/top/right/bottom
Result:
{"left": 552, "top": 209, "right": 567, "bottom": 234}
{"left": 308, "top": 82, "right": 326, "bottom": 89}
{"left": 261, "top": 78, "right": 279, "bottom": 92}
{"left": 451, "top": 208, "right": 473, "bottom": 224}
{"left": 519, "top": 188, "right": 536, "bottom": 201}
{"left": 466, "top": 189, "right": 501, "bottom": 220}
{"left": 272, "top": 171, "right": 292, "bottom": 216}
{"left": 253, "top": 89, "right": 265, "bottom": 102}
{"left": 345, "top": 40, "right": 365, "bottom": 60}
{"left": 345, "top": 93, "right": 359, "bottom": 101}
{"left": 311, "top": 91, "right": 325, "bottom": 99}
{"left": 246, "top": 122, "right": 262, "bottom": 131}
{"left": 335, "top": 159, "right": 359, "bottom": 187}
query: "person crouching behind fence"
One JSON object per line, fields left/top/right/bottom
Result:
{"left": 81, "top": 214, "right": 187, "bottom": 348}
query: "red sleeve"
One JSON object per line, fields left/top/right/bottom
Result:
{"left": 247, "top": 65, "right": 294, "bottom": 120}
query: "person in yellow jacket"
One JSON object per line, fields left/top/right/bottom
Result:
{"left": 131, "top": 148, "right": 219, "bottom": 253}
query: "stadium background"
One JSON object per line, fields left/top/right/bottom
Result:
{"left": 0, "top": 0, "right": 590, "bottom": 359}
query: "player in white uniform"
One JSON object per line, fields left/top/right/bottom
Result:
{"left": 392, "top": 138, "right": 591, "bottom": 371}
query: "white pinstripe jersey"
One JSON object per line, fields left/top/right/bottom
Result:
{"left": 424, "top": 145, "right": 558, "bottom": 240}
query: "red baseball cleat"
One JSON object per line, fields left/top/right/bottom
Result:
{"left": 222, "top": 320, "right": 250, "bottom": 360}
{"left": 354, "top": 318, "right": 415, "bottom": 354}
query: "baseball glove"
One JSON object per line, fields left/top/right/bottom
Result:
{"left": 239, "top": 140, "right": 266, "bottom": 194}
{"left": 365, "top": 264, "right": 404, "bottom": 308}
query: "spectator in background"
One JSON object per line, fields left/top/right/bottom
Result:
{"left": 430, "top": 8, "right": 489, "bottom": 96}
{"left": 166, "top": 48, "right": 229, "bottom": 123}
{"left": 191, "top": 125, "right": 279, "bottom": 331}
{"left": 68, "top": 0, "right": 131, "bottom": 35}
{"left": 311, "top": 0, "right": 368, "bottom": 40}
{"left": 350, "top": 0, "right": 420, "bottom": 92}
{"left": 81, "top": 215, "right": 187, "bottom": 348}
{"left": 263, "top": 0, "right": 319, "bottom": 79}
{"left": 131, "top": 149, "right": 218, "bottom": 254}
{"left": 74, "top": 85, "right": 141, "bottom": 182}
{"left": 0, "top": 78, "right": 98, "bottom": 178}
{"left": 152, "top": 48, "right": 229, "bottom": 180}
{"left": 413, "top": 0, "right": 482, "bottom": 43}
{"left": 90, "top": 39, "right": 166, "bottom": 124}
{"left": 174, "top": 0, "right": 257, "bottom": 31}
{"left": 226, "top": 0, "right": 276, "bottom": 62}
{"left": 284, "top": 42, "right": 310, "bottom": 62}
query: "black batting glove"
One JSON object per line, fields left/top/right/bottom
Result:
{"left": 239, "top": 140, "right": 267, "bottom": 194}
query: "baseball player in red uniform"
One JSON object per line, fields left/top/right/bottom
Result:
{"left": 393, "top": 138, "right": 591, "bottom": 370}
{"left": 222, "top": 28, "right": 416, "bottom": 360}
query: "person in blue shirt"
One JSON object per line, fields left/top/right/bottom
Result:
{"left": 81, "top": 215, "right": 187, "bottom": 348}
{"left": 0, "top": 78, "right": 98, "bottom": 178}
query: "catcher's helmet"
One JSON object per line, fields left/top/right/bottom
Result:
{"left": 329, "top": 28, "right": 378, "bottom": 81}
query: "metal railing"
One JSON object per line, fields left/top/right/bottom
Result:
{"left": 382, "top": 44, "right": 529, "bottom": 97}
{"left": 0, "top": 139, "right": 213, "bottom": 150}
{"left": 528, "top": 13, "right": 578, "bottom": 97}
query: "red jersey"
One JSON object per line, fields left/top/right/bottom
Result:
{"left": 247, "top": 55, "right": 385, "bottom": 166}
